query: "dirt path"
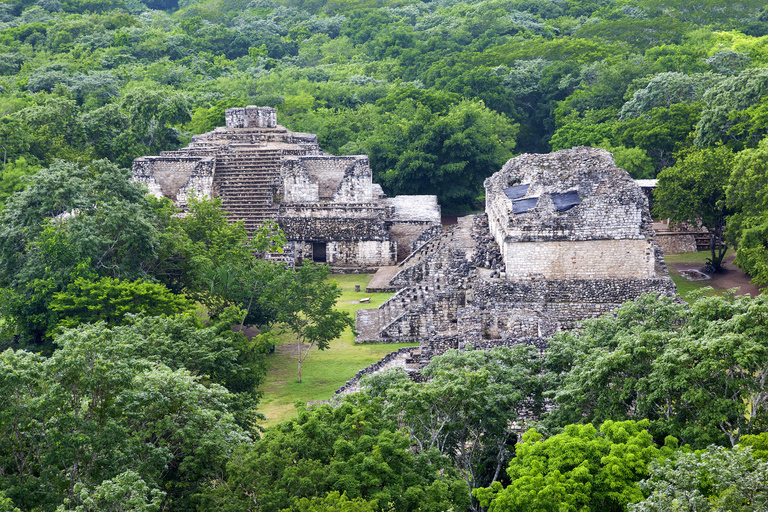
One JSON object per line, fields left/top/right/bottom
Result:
{"left": 671, "top": 252, "right": 762, "bottom": 297}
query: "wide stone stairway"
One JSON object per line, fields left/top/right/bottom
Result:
{"left": 355, "top": 216, "right": 476, "bottom": 344}
{"left": 212, "top": 147, "right": 282, "bottom": 232}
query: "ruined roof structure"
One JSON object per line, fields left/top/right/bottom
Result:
{"left": 132, "top": 106, "right": 441, "bottom": 271}
{"left": 355, "top": 147, "right": 677, "bottom": 369}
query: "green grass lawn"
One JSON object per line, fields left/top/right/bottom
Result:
{"left": 257, "top": 273, "right": 415, "bottom": 427}
{"left": 664, "top": 250, "right": 750, "bottom": 301}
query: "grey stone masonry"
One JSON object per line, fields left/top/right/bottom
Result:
{"left": 132, "top": 106, "right": 441, "bottom": 271}
{"left": 354, "top": 147, "right": 678, "bottom": 367}
{"left": 225, "top": 106, "right": 277, "bottom": 128}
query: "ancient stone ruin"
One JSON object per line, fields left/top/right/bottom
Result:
{"left": 132, "top": 106, "right": 441, "bottom": 271}
{"left": 132, "top": 111, "right": 677, "bottom": 376}
{"left": 355, "top": 147, "right": 677, "bottom": 368}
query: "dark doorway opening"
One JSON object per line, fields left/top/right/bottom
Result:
{"left": 312, "top": 242, "right": 327, "bottom": 263}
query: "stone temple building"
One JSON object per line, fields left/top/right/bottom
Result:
{"left": 355, "top": 147, "right": 677, "bottom": 367}
{"left": 132, "top": 106, "right": 441, "bottom": 271}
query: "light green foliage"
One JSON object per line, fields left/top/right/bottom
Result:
{"left": 49, "top": 276, "right": 193, "bottom": 330}
{"left": 597, "top": 143, "right": 655, "bottom": 179}
{"left": 281, "top": 492, "right": 376, "bottom": 512}
{"left": 549, "top": 109, "right": 618, "bottom": 152}
{"left": 546, "top": 293, "right": 768, "bottom": 448}
{"left": 740, "top": 432, "right": 768, "bottom": 460}
{"left": 653, "top": 144, "right": 733, "bottom": 270}
{"left": 56, "top": 470, "right": 164, "bottom": 512}
{"left": 630, "top": 445, "right": 768, "bottom": 512}
{"left": 0, "top": 157, "right": 40, "bottom": 207}
{"left": 695, "top": 67, "right": 768, "bottom": 147}
{"left": 0, "top": 325, "right": 249, "bottom": 511}
{"left": 0, "top": 490, "right": 20, "bottom": 512}
{"left": 475, "top": 420, "right": 676, "bottom": 512}
{"left": 362, "top": 345, "right": 544, "bottom": 499}
{"left": 265, "top": 261, "right": 354, "bottom": 382}
{"left": 199, "top": 396, "right": 469, "bottom": 512}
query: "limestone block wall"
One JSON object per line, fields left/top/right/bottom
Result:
{"left": 389, "top": 222, "right": 438, "bottom": 261}
{"left": 329, "top": 240, "right": 397, "bottom": 267}
{"left": 468, "top": 275, "right": 677, "bottom": 308}
{"left": 503, "top": 239, "right": 656, "bottom": 279}
{"left": 225, "top": 106, "right": 277, "bottom": 128}
{"left": 282, "top": 168, "right": 319, "bottom": 202}
{"left": 484, "top": 147, "right": 656, "bottom": 280}
{"left": 279, "top": 208, "right": 392, "bottom": 240}
{"left": 383, "top": 195, "right": 441, "bottom": 260}
{"left": 281, "top": 156, "right": 373, "bottom": 203}
{"left": 292, "top": 240, "right": 396, "bottom": 267}
{"left": 656, "top": 233, "right": 697, "bottom": 254}
{"left": 132, "top": 157, "right": 214, "bottom": 208}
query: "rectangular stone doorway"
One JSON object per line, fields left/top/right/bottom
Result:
{"left": 312, "top": 242, "right": 327, "bottom": 263}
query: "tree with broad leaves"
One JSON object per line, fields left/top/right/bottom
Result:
{"left": 474, "top": 420, "right": 679, "bottom": 512}
{"left": 198, "top": 395, "right": 469, "bottom": 512}
{"left": 653, "top": 145, "right": 733, "bottom": 272}
{"left": 265, "top": 261, "right": 353, "bottom": 383}
{"left": 362, "top": 345, "right": 545, "bottom": 511}
{"left": 726, "top": 137, "right": 768, "bottom": 286}
{"left": 545, "top": 292, "right": 768, "bottom": 448}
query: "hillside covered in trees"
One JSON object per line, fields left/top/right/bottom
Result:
{"left": 2, "top": 0, "right": 768, "bottom": 510}
{"left": 4, "top": 0, "right": 768, "bottom": 273}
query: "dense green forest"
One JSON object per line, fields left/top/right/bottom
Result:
{"left": 3, "top": 0, "right": 768, "bottom": 265}
{"left": 2, "top": 0, "right": 768, "bottom": 510}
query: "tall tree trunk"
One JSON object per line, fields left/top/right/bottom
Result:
{"left": 710, "top": 225, "right": 728, "bottom": 271}
{"left": 297, "top": 335, "right": 302, "bottom": 383}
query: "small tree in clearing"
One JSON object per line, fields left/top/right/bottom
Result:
{"left": 271, "top": 261, "right": 354, "bottom": 383}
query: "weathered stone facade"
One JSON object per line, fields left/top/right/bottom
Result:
{"left": 356, "top": 147, "right": 677, "bottom": 366}
{"left": 132, "top": 106, "right": 441, "bottom": 270}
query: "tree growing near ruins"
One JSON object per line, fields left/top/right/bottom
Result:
{"left": 199, "top": 395, "right": 469, "bottom": 511}
{"left": 266, "top": 261, "right": 353, "bottom": 383}
{"left": 653, "top": 145, "right": 733, "bottom": 272}
{"left": 362, "top": 346, "right": 545, "bottom": 509}
{"left": 726, "top": 137, "right": 768, "bottom": 286}
{"left": 474, "top": 420, "right": 678, "bottom": 512}
{"left": 545, "top": 292, "right": 768, "bottom": 448}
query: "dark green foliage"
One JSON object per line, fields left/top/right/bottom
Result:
{"left": 364, "top": 98, "right": 517, "bottom": 213}
{"left": 546, "top": 293, "right": 768, "bottom": 448}
{"left": 199, "top": 396, "right": 470, "bottom": 512}
{"left": 0, "top": 159, "right": 159, "bottom": 346}
{"left": 0, "top": 321, "right": 251, "bottom": 512}
{"left": 362, "top": 345, "right": 545, "bottom": 503}
{"left": 653, "top": 145, "right": 733, "bottom": 270}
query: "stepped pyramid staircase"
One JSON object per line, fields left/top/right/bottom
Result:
{"left": 355, "top": 216, "right": 476, "bottom": 346}
{"left": 211, "top": 147, "right": 282, "bottom": 231}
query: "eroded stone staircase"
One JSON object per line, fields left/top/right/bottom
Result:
{"left": 212, "top": 148, "right": 282, "bottom": 231}
{"left": 355, "top": 217, "right": 476, "bottom": 344}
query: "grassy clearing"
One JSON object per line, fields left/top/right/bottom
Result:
{"left": 665, "top": 250, "right": 740, "bottom": 301}
{"left": 257, "top": 273, "right": 415, "bottom": 427}
{"left": 665, "top": 250, "right": 721, "bottom": 301}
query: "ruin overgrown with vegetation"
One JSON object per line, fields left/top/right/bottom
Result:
{"left": 2, "top": 0, "right": 768, "bottom": 510}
